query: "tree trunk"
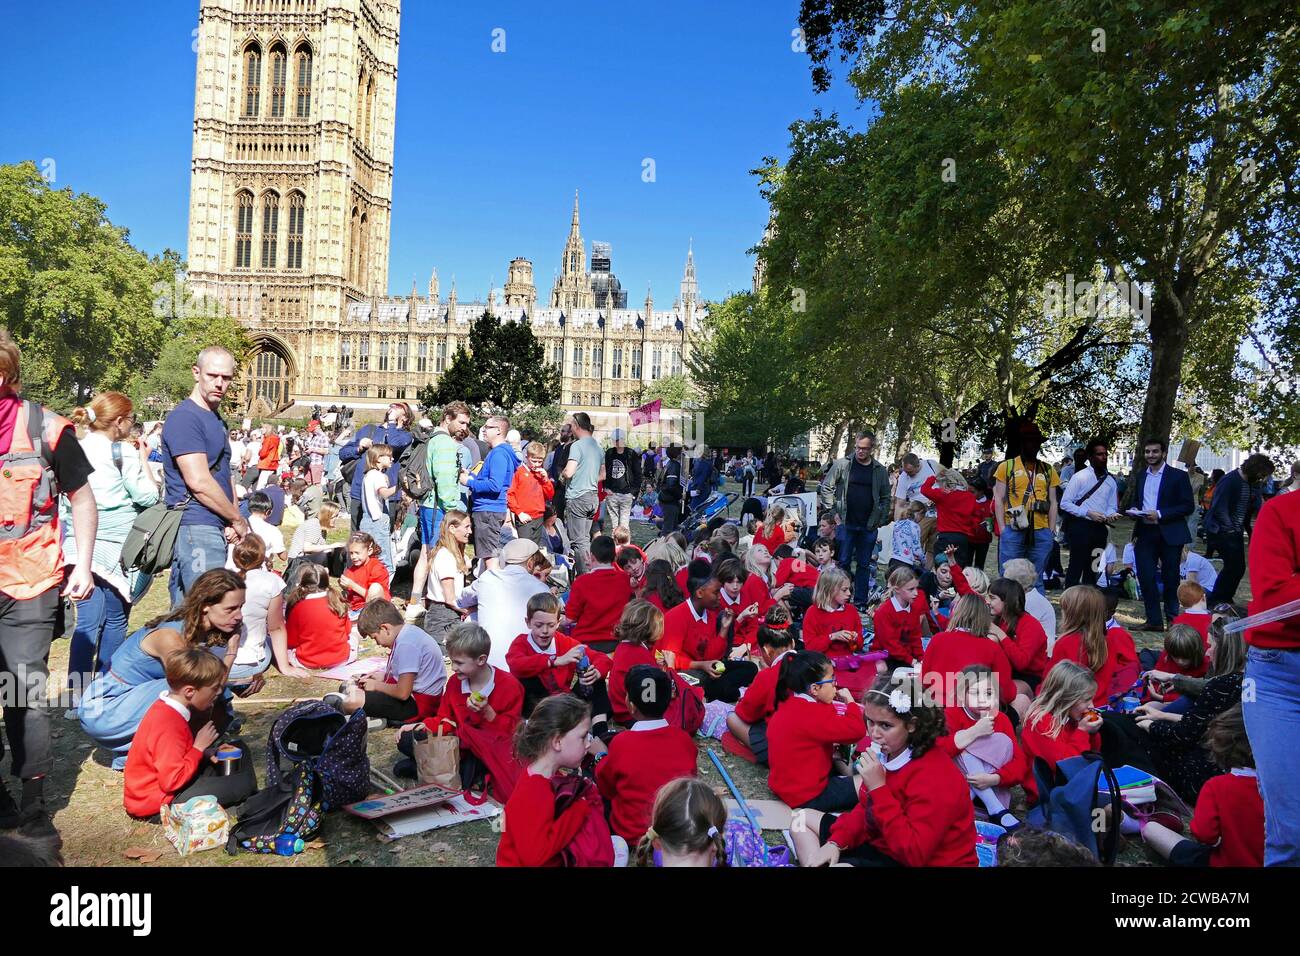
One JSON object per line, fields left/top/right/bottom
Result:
{"left": 893, "top": 403, "right": 915, "bottom": 460}
{"left": 1138, "top": 300, "right": 1189, "bottom": 450}
{"left": 826, "top": 421, "right": 846, "bottom": 462}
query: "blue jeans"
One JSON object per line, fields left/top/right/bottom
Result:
{"left": 360, "top": 512, "right": 395, "bottom": 578}
{"left": 996, "top": 527, "right": 1053, "bottom": 593}
{"left": 1244, "top": 646, "right": 1300, "bottom": 865}
{"left": 838, "top": 525, "right": 879, "bottom": 604}
{"left": 169, "top": 524, "right": 230, "bottom": 607}
{"left": 67, "top": 576, "right": 129, "bottom": 692}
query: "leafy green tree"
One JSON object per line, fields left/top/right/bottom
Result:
{"left": 630, "top": 373, "right": 696, "bottom": 410}
{"left": 796, "top": 0, "right": 1300, "bottom": 451}
{"left": 418, "top": 310, "right": 559, "bottom": 411}
{"left": 0, "top": 161, "right": 171, "bottom": 409}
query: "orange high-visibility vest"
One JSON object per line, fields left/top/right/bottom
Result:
{"left": 0, "top": 401, "right": 70, "bottom": 599}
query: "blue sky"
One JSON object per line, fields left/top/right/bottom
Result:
{"left": 1, "top": 0, "right": 868, "bottom": 303}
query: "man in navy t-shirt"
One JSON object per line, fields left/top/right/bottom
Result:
{"left": 162, "top": 346, "right": 248, "bottom": 604}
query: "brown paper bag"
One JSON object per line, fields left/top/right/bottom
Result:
{"left": 414, "top": 724, "right": 461, "bottom": 791}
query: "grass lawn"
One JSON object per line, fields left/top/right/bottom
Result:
{"left": 37, "top": 482, "right": 1246, "bottom": 867}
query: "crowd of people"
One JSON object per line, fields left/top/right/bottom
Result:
{"left": 1, "top": 332, "right": 1297, "bottom": 869}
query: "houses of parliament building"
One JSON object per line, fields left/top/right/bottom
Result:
{"left": 185, "top": 0, "right": 703, "bottom": 416}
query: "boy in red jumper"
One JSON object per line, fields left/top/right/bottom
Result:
{"left": 1170, "top": 580, "right": 1212, "bottom": 647}
{"left": 507, "top": 592, "right": 611, "bottom": 734}
{"left": 594, "top": 665, "right": 698, "bottom": 843}
{"left": 661, "top": 559, "right": 758, "bottom": 702}
{"left": 726, "top": 605, "right": 797, "bottom": 764}
{"left": 397, "top": 623, "right": 525, "bottom": 792}
{"left": 123, "top": 649, "right": 225, "bottom": 818}
{"left": 507, "top": 441, "right": 554, "bottom": 546}
{"left": 562, "top": 535, "right": 633, "bottom": 652}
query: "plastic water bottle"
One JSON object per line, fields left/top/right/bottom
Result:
{"left": 575, "top": 653, "right": 594, "bottom": 700}
{"left": 275, "top": 834, "right": 305, "bottom": 856}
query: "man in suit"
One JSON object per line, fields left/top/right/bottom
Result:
{"left": 1132, "top": 437, "right": 1195, "bottom": 630}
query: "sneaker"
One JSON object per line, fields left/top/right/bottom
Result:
{"left": 366, "top": 717, "right": 385, "bottom": 732}
{"left": 404, "top": 602, "right": 425, "bottom": 622}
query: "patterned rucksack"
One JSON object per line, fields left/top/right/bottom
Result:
{"left": 226, "top": 762, "right": 324, "bottom": 854}
{"left": 267, "top": 700, "right": 371, "bottom": 809}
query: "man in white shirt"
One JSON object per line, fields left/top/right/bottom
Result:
{"left": 892, "top": 453, "right": 937, "bottom": 520}
{"left": 459, "top": 537, "right": 549, "bottom": 670}
{"left": 1060, "top": 438, "right": 1121, "bottom": 588}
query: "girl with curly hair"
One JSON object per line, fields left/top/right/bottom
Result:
{"left": 794, "top": 672, "right": 978, "bottom": 867}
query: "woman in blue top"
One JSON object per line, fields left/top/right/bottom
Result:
{"left": 78, "top": 569, "right": 258, "bottom": 769}
{"left": 62, "top": 393, "right": 161, "bottom": 708}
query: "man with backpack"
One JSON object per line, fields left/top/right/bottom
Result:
{"left": 406, "top": 401, "right": 471, "bottom": 623}
{"left": 0, "top": 332, "right": 98, "bottom": 837}
{"left": 338, "top": 402, "right": 413, "bottom": 531}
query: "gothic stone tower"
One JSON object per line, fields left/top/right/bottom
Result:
{"left": 186, "top": 0, "right": 400, "bottom": 411}
{"left": 549, "top": 191, "right": 596, "bottom": 312}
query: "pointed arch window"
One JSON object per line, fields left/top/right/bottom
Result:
{"left": 286, "top": 192, "right": 305, "bottom": 270}
{"left": 234, "top": 191, "right": 254, "bottom": 269}
{"left": 243, "top": 45, "right": 262, "bottom": 117}
{"left": 294, "top": 46, "right": 312, "bottom": 118}
{"left": 363, "top": 75, "right": 376, "bottom": 149}
{"left": 269, "top": 46, "right": 287, "bottom": 118}
{"left": 260, "top": 192, "right": 279, "bottom": 268}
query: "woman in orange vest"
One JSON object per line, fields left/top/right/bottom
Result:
{"left": 0, "top": 332, "right": 98, "bottom": 835}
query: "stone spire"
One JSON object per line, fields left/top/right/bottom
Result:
{"left": 679, "top": 238, "right": 698, "bottom": 315}
{"left": 562, "top": 190, "right": 584, "bottom": 276}
{"left": 429, "top": 267, "right": 439, "bottom": 302}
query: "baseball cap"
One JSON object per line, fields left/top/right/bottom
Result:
{"left": 502, "top": 538, "right": 540, "bottom": 565}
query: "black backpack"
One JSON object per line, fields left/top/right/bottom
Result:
{"left": 266, "top": 700, "right": 371, "bottom": 809}
{"left": 398, "top": 426, "right": 436, "bottom": 503}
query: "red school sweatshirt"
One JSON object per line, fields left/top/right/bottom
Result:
{"left": 827, "top": 747, "right": 978, "bottom": 867}
{"left": 565, "top": 566, "right": 634, "bottom": 646}
{"left": 921, "top": 475, "right": 983, "bottom": 538}
{"left": 661, "top": 599, "right": 724, "bottom": 668}
{"left": 496, "top": 771, "right": 592, "bottom": 867}
{"left": 997, "top": 611, "right": 1049, "bottom": 682}
{"left": 429, "top": 667, "right": 525, "bottom": 740}
{"left": 766, "top": 695, "right": 866, "bottom": 807}
{"left": 734, "top": 650, "right": 795, "bottom": 725}
{"left": 936, "top": 707, "right": 1031, "bottom": 790}
{"left": 922, "top": 629, "right": 1015, "bottom": 706}
{"left": 1245, "top": 492, "right": 1300, "bottom": 650}
{"left": 1047, "top": 630, "right": 1138, "bottom": 706}
{"left": 872, "top": 597, "right": 926, "bottom": 663}
{"left": 1190, "top": 770, "right": 1265, "bottom": 868}
{"left": 595, "top": 721, "right": 699, "bottom": 843}
{"left": 609, "top": 641, "right": 659, "bottom": 725}
{"left": 802, "top": 604, "right": 865, "bottom": 657}
{"left": 123, "top": 698, "right": 204, "bottom": 818}
{"left": 506, "top": 632, "right": 612, "bottom": 696}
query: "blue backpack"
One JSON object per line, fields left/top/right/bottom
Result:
{"left": 1026, "top": 753, "right": 1123, "bottom": 865}
{"left": 266, "top": 700, "right": 371, "bottom": 810}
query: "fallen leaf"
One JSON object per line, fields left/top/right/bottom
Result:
{"left": 427, "top": 842, "right": 452, "bottom": 854}
{"left": 123, "top": 847, "right": 164, "bottom": 863}
{"left": 305, "top": 841, "right": 326, "bottom": 850}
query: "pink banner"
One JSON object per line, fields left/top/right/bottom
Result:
{"left": 628, "top": 398, "right": 662, "bottom": 427}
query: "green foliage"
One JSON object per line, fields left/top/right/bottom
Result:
{"left": 134, "top": 305, "right": 252, "bottom": 420}
{"left": 0, "top": 161, "right": 171, "bottom": 409}
{"left": 794, "top": 0, "right": 1300, "bottom": 448}
{"left": 630, "top": 373, "right": 695, "bottom": 410}
{"left": 418, "top": 310, "right": 560, "bottom": 411}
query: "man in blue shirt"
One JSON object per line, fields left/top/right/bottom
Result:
{"left": 338, "top": 402, "right": 414, "bottom": 530}
{"left": 162, "top": 346, "right": 249, "bottom": 605}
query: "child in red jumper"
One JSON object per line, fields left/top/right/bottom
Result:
{"left": 615, "top": 546, "right": 647, "bottom": 597}
{"left": 562, "top": 535, "right": 634, "bottom": 652}
{"left": 715, "top": 556, "right": 766, "bottom": 652}
{"left": 661, "top": 559, "right": 758, "bottom": 703}
{"left": 284, "top": 564, "right": 354, "bottom": 670}
{"left": 937, "top": 664, "right": 1028, "bottom": 831}
{"left": 399, "top": 622, "right": 524, "bottom": 793}
{"left": 497, "top": 694, "right": 613, "bottom": 867}
{"left": 610, "top": 599, "right": 669, "bottom": 726}
{"left": 727, "top": 604, "right": 798, "bottom": 765}
{"left": 1021, "top": 661, "right": 1103, "bottom": 785}
{"left": 921, "top": 594, "right": 1016, "bottom": 709}
{"left": 1046, "top": 585, "right": 1133, "bottom": 706}
{"left": 339, "top": 532, "right": 391, "bottom": 616}
{"left": 594, "top": 665, "right": 698, "bottom": 843}
{"left": 872, "top": 566, "right": 925, "bottom": 671}
{"left": 506, "top": 440, "right": 554, "bottom": 545}
{"left": 506, "top": 591, "right": 611, "bottom": 734}
{"left": 987, "top": 576, "right": 1048, "bottom": 695}
{"left": 1141, "top": 704, "right": 1264, "bottom": 867}
{"left": 794, "top": 673, "right": 978, "bottom": 867}
{"left": 124, "top": 648, "right": 226, "bottom": 818}
{"left": 1170, "top": 580, "right": 1212, "bottom": 647}
{"left": 801, "top": 567, "right": 864, "bottom": 658}
{"left": 765, "top": 650, "right": 866, "bottom": 811}
{"left": 1144, "top": 623, "right": 1208, "bottom": 704}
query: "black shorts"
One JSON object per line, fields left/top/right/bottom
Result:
{"left": 817, "top": 813, "right": 903, "bottom": 867}
{"left": 471, "top": 511, "right": 505, "bottom": 560}
{"left": 799, "top": 774, "right": 859, "bottom": 813}
{"left": 1168, "top": 839, "right": 1214, "bottom": 867}
{"left": 748, "top": 719, "right": 770, "bottom": 766}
